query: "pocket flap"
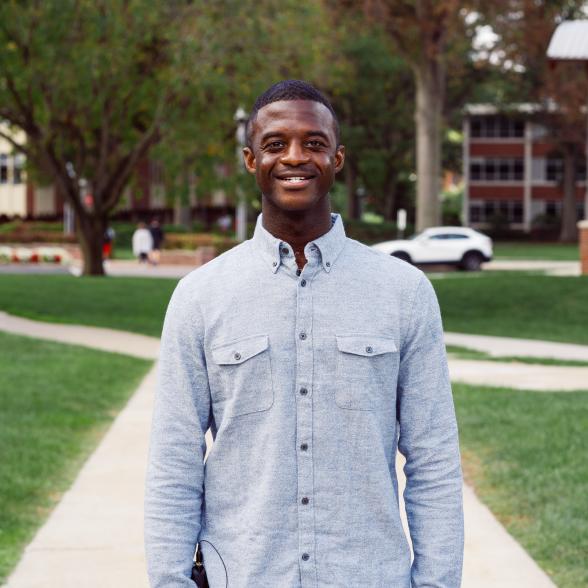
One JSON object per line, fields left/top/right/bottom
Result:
{"left": 336, "top": 335, "right": 397, "bottom": 357}
{"left": 211, "top": 334, "right": 269, "bottom": 365}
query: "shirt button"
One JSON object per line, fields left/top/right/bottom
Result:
{"left": 326, "top": 261, "right": 331, "bottom": 267}
{"left": 281, "top": 247, "right": 289, "bottom": 255}
{"left": 296, "top": 269, "right": 301, "bottom": 276}
{"left": 300, "top": 279, "right": 307, "bottom": 287}
{"left": 299, "top": 332, "right": 307, "bottom": 340}
{"left": 299, "top": 387, "right": 308, "bottom": 396}
{"left": 365, "top": 346, "right": 373, "bottom": 354}
{"left": 234, "top": 352, "right": 241, "bottom": 360}
{"left": 301, "top": 553, "right": 310, "bottom": 561}
{"left": 300, "top": 443, "right": 308, "bottom": 451}
{"left": 301, "top": 497, "right": 309, "bottom": 505}
{"left": 272, "top": 261, "right": 277, "bottom": 267}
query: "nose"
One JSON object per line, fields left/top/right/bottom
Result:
{"left": 280, "top": 140, "right": 309, "bottom": 166}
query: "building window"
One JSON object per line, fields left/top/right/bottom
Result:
{"left": 13, "top": 154, "right": 25, "bottom": 184}
{"left": 470, "top": 203, "right": 481, "bottom": 222}
{"left": 545, "top": 201, "right": 560, "bottom": 218}
{"left": 546, "top": 158, "right": 563, "bottom": 182}
{"left": 470, "top": 200, "right": 525, "bottom": 224}
{"left": 0, "top": 154, "right": 8, "bottom": 184}
{"left": 470, "top": 158, "right": 524, "bottom": 181}
{"left": 470, "top": 115, "right": 525, "bottom": 138}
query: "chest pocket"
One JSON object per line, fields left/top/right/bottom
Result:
{"left": 210, "top": 334, "right": 274, "bottom": 418}
{"left": 335, "top": 334, "right": 399, "bottom": 410}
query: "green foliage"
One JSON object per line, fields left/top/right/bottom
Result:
{"left": 153, "top": 0, "right": 333, "bottom": 206}
{"left": 325, "top": 25, "right": 416, "bottom": 219}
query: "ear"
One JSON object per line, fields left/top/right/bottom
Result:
{"left": 242, "top": 147, "right": 257, "bottom": 175}
{"left": 334, "top": 145, "right": 345, "bottom": 174}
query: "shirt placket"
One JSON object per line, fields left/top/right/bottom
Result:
{"left": 291, "top": 245, "right": 319, "bottom": 588}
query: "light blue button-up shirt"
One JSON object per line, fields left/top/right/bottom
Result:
{"left": 144, "top": 211, "right": 464, "bottom": 587}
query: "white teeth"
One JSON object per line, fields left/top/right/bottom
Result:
{"left": 282, "top": 177, "right": 307, "bottom": 182}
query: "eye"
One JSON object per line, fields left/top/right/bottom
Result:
{"left": 306, "top": 140, "right": 326, "bottom": 148}
{"left": 264, "top": 141, "right": 285, "bottom": 151}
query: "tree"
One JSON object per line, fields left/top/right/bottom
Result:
{"left": 0, "top": 1, "right": 211, "bottom": 274}
{"left": 326, "top": 31, "right": 415, "bottom": 222}
{"left": 362, "top": 0, "right": 463, "bottom": 231}
{"left": 152, "top": 0, "right": 332, "bottom": 229}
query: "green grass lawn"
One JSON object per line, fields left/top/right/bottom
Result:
{"left": 493, "top": 242, "right": 579, "bottom": 261}
{"left": 454, "top": 384, "right": 588, "bottom": 588}
{"left": 0, "top": 275, "right": 177, "bottom": 337}
{"left": 0, "top": 331, "right": 152, "bottom": 583}
{"left": 446, "top": 345, "right": 588, "bottom": 367}
{"left": 432, "top": 273, "right": 588, "bottom": 345}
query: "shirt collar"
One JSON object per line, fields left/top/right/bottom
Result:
{"left": 251, "top": 211, "right": 347, "bottom": 274}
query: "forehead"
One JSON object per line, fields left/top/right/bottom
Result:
{"left": 252, "top": 100, "right": 336, "bottom": 142}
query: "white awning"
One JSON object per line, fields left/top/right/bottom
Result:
{"left": 547, "top": 20, "right": 588, "bottom": 61}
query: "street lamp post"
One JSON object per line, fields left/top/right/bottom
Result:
{"left": 234, "top": 106, "right": 249, "bottom": 242}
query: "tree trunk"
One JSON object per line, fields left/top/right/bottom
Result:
{"left": 76, "top": 212, "right": 107, "bottom": 276}
{"left": 345, "top": 161, "right": 360, "bottom": 220}
{"left": 559, "top": 145, "right": 578, "bottom": 242}
{"left": 414, "top": 60, "right": 443, "bottom": 231}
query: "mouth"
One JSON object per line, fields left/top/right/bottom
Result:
{"left": 275, "top": 175, "right": 316, "bottom": 189}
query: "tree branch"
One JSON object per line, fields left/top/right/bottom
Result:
{"left": 0, "top": 129, "right": 30, "bottom": 156}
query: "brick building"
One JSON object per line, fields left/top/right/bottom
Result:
{"left": 462, "top": 104, "right": 587, "bottom": 232}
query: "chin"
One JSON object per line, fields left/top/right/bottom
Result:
{"left": 268, "top": 192, "right": 321, "bottom": 212}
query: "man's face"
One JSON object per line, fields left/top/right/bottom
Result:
{"left": 243, "top": 100, "right": 345, "bottom": 213}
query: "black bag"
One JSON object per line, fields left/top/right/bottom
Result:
{"left": 191, "top": 543, "right": 209, "bottom": 588}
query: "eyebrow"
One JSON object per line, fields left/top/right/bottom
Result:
{"left": 259, "top": 130, "right": 332, "bottom": 144}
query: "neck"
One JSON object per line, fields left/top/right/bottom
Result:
{"left": 261, "top": 201, "right": 332, "bottom": 252}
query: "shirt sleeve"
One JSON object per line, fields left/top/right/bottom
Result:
{"left": 397, "top": 272, "right": 464, "bottom": 588}
{"left": 144, "top": 278, "right": 211, "bottom": 587}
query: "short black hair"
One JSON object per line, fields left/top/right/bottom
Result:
{"left": 245, "top": 79, "right": 340, "bottom": 148}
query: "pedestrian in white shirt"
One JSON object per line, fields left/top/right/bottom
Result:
{"left": 132, "top": 222, "right": 153, "bottom": 264}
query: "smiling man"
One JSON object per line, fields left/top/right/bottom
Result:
{"left": 144, "top": 80, "right": 464, "bottom": 588}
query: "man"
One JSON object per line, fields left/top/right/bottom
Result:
{"left": 144, "top": 80, "right": 464, "bottom": 587}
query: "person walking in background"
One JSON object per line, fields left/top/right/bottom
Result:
{"left": 149, "top": 218, "right": 165, "bottom": 266}
{"left": 102, "top": 225, "right": 115, "bottom": 260}
{"left": 145, "top": 80, "right": 463, "bottom": 587}
{"left": 132, "top": 221, "right": 152, "bottom": 264}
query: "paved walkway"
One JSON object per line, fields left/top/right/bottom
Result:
{"left": 445, "top": 331, "right": 588, "bottom": 362}
{"left": 2, "top": 315, "right": 572, "bottom": 587}
{"left": 483, "top": 259, "right": 580, "bottom": 276}
{"left": 0, "top": 311, "right": 159, "bottom": 360}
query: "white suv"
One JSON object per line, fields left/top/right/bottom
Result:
{"left": 371, "top": 226, "right": 493, "bottom": 271}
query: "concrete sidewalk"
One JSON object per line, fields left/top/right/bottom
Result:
{"left": 449, "top": 359, "right": 588, "bottom": 391}
{"left": 482, "top": 259, "right": 580, "bottom": 276}
{"left": 1, "top": 315, "right": 562, "bottom": 587}
{"left": 445, "top": 331, "right": 588, "bottom": 362}
{"left": 0, "top": 311, "right": 159, "bottom": 360}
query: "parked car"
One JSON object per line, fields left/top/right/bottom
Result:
{"left": 371, "top": 226, "right": 493, "bottom": 271}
